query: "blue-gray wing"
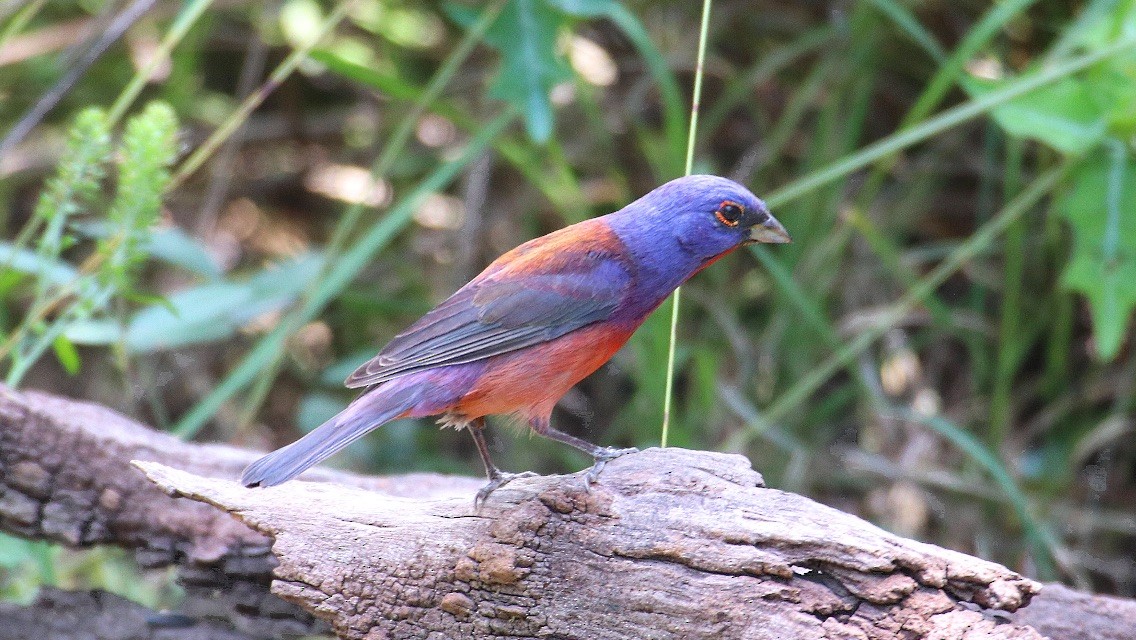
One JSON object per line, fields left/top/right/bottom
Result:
{"left": 344, "top": 256, "right": 631, "bottom": 388}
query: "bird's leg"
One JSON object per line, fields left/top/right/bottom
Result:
{"left": 530, "top": 418, "right": 638, "bottom": 485}
{"left": 467, "top": 418, "right": 535, "bottom": 508}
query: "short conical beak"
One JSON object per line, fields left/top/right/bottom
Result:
{"left": 749, "top": 215, "right": 791, "bottom": 244}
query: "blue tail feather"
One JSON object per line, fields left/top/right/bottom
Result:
{"left": 240, "top": 387, "right": 413, "bottom": 487}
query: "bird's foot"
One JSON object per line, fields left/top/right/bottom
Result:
{"left": 474, "top": 471, "right": 537, "bottom": 509}
{"left": 584, "top": 446, "right": 639, "bottom": 487}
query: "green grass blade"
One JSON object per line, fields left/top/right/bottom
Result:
{"left": 106, "top": 0, "right": 216, "bottom": 126}
{"left": 764, "top": 35, "right": 1136, "bottom": 209}
{"left": 728, "top": 163, "right": 1070, "bottom": 449}
{"left": 232, "top": 0, "right": 507, "bottom": 428}
{"left": 864, "top": 0, "right": 946, "bottom": 62}
{"left": 168, "top": 0, "right": 354, "bottom": 189}
{"left": 661, "top": 0, "right": 713, "bottom": 448}
{"left": 703, "top": 25, "right": 834, "bottom": 137}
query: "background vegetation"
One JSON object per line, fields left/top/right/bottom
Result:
{"left": 2, "top": 0, "right": 1135, "bottom": 614}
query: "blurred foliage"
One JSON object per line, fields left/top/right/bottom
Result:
{"left": 2, "top": 0, "right": 1136, "bottom": 614}
{"left": 965, "top": 2, "right": 1136, "bottom": 358}
{"left": 1, "top": 102, "right": 177, "bottom": 385}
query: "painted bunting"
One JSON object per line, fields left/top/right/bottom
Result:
{"left": 241, "top": 175, "right": 789, "bottom": 503}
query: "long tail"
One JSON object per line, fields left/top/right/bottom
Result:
{"left": 240, "top": 385, "right": 416, "bottom": 487}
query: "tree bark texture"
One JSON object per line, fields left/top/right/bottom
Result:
{"left": 2, "top": 385, "right": 1134, "bottom": 639}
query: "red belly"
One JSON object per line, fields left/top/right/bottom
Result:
{"left": 452, "top": 323, "right": 634, "bottom": 422}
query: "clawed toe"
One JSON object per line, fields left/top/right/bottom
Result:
{"left": 474, "top": 471, "right": 537, "bottom": 509}
{"left": 584, "top": 446, "right": 639, "bottom": 486}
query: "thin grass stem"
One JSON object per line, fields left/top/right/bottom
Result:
{"left": 764, "top": 35, "right": 1135, "bottom": 210}
{"left": 168, "top": 0, "right": 356, "bottom": 190}
{"left": 105, "top": 0, "right": 215, "bottom": 127}
{"left": 661, "top": 0, "right": 713, "bottom": 448}
{"left": 0, "top": 0, "right": 48, "bottom": 54}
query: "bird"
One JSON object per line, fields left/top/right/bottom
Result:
{"left": 241, "top": 175, "right": 790, "bottom": 505}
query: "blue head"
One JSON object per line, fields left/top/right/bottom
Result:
{"left": 606, "top": 175, "right": 789, "bottom": 287}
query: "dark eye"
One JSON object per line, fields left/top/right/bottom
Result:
{"left": 715, "top": 201, "right": 744, "bottom": 227}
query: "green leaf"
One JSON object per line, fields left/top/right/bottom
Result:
{"left": 64, "top": 318, "right": 122, "bottom": 346}
{"left": 1066, "top": 0, "right": 1136, "bottom": 135}
{"left": 1057, "top": 143, "right": 1136, "bottom": 360}
{"left": 1075, "top": 0, "right": 1136, "bottom": 50}
{"left": 310, "top": 49, "right": 421, "bottom": 100}
{"left": 454, "top": 0, "right": 571, "bottom": 142}
{"left": 51, "top": 334, "right": 81, "bottom": 375}
{"left": 144, "top": 226, "right": 221, "bottom": 279}
{"left": 1086, "top": 53, "right": 1136, "bottom": 135}
{"left": 0, "top": 242, "right": 79, "bottom": 285}
{"left": 72, "top": 222, "right": 221, "bottom": 279}
{"left": 124, "top": 253, "right": 324, "bottom": 352}
{"left": 964, "top": 75, "right": 1107, "bottom": 154}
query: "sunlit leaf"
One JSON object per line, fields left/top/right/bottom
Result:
{"left": 0, "top": 242, "right": 79, "bottom": 286}
{"left": 64, "top": 318, "right": 122, "bottom": 345}
{"left": 124, "top": 253, "right": 324, "bottom": 352}
{"left": 449, "top": 0, "right": 571, "bottom": 142}
{"left": 964, "top": 75, "right": 1107, "bottom": 154}
{"left": 1057, "top": 143, "right": 1136, "bottom": 359}
{"left": 1086, "top": 53, "right": 1136, "bottom": 135}
{"left": 51, "top": 335, "right": 81, "bottom": 374}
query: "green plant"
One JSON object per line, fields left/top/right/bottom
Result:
{"left": 1, "top": 102, "right": 178, "bottom": 386}
{"left": 964, "top": 2, "right": 1136, "bottom": 360}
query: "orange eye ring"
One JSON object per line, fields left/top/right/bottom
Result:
{"left": 715, "top": 200, "right": 744, "bottom": 227}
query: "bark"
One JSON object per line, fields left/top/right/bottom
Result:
{"left": 1010, "top": 583, "right": 1136, "bottom": 640}
{"left": 136, "top": 451, "right": 1045, "bottom": 640}
{"left": 2, "top": 385, "right": 1134, "bottom": 639}
{"left": 0, "top": 384, "right": 475, "bottom": 638}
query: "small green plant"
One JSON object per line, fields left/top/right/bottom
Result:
{"left": 0, "top": 102, "right": 179, "bottom": 386}
{"left": 965, "top": 4, "right": 1136, "bottom": 359}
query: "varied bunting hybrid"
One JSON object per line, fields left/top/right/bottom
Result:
{"left": 241, "top": 175, "right": 790, "bottom": 504}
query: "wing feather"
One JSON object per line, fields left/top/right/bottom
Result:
{"left": 345, "top": 240, "right": 631, "bottom": 389}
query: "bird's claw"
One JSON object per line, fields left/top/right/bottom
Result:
{"left": 583, "top": 446, "right": 639, "bottom": 488}
{"left": 474, "top": 471, "right": 537, "bottom": 509}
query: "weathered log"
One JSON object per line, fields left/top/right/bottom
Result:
{"left": 136, "top": 450, "right": 1044, "bottom": 640}
{"left": 3, "top": 385, "right": 1135, "bottom": 639}
{"left": 1011, "top": 583, "right": 1136, "bottom": 640}
{"left": 0, "top": 385, "right": 478, "bottom": 559}
{"left": 0, "top": 384, "right": 475, "bottom": 638}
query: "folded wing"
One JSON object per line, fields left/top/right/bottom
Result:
{"left": 345, "top": 246, "right": 632, "bottom": 388}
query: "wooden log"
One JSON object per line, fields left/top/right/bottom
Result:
{"left": 3, "top": 384, "right": 1134, "bottom": 639}
{"left": 0, "top": 384, "right": 474, "bottom": 637}
{"left": 137, "top": 448, "right": 1043, "bottom": 640}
